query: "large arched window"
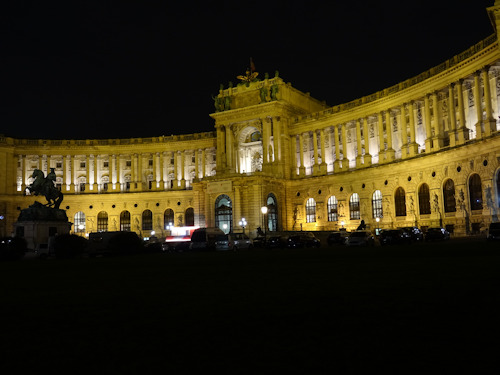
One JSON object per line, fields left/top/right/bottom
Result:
{"left": 395, "top": 187, "right": 406, "bottom": 217}
{"left": 164, "top": 209, "right": 174, "bottom": 229}
{"left": 349, "top": 193, "right": 360, "bottom": 220}
{"left": 469, "top": 174, "right": 483, "bottom": 211}
{"left": 372, "top": 190, "right": 383, "bottom": 218}
{"left": 97, "top": 211, "right": 108, "bottom": 232}
{"left": 443, "top": 179, "right": 456, "bottom": 213}
{"left": 267, "top": 194, "right": 278, "bottom": 232}
{"left": 185, "top": 208, "right": 195, "bottom": 226}
{"left": 306, "top": 198, "right": 316, "bottom": 223}
{"left": 418, "top": 183, "right": 431, "bottom": 215}
{"left": 327, "top": 196, "right": 338, "bottom": 222}
{"left": 120, "top": 210, "right": 131, "bottom": 231}
{"left": 74, "top": 211, "right": 86, "bottom": 233}
{"left": 215, "top": 194, "right": 232, "bottom": 234}
{"left": 142, "top": 210, "right": 153, "bottom": 230}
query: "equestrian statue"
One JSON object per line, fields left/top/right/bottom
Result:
{"left": 25, "top": 168, "right": 64, "bottom": 209}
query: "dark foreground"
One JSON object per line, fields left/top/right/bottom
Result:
{"left": 1, "top": 239, "right": 499, "bottom": 374}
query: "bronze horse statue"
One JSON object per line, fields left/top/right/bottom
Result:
{"left": 25, "top": 168, "right": 64, "bottom": 209}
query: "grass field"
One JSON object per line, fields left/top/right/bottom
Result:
{"left": 1, "top": 239, "right": 499, "bottom": 374}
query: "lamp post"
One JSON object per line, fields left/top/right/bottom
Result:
{"left": 238, "top": 218, "right": 247, "bottom": 234}
{"left": 375, "top": 217, "right": 380, "bottom": 236}
{"left": 261, "top": 206, "right": 268, "bottom": 238}
{"left": 340, "top": 220, "right": 345, "bottom": 229}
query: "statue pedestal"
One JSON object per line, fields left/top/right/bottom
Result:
{"left": 14, "top": 202, "right": 72, "bottom": 250}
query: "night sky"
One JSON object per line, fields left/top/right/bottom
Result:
{"left": 2, "top": 0, "right": 496, "bottom": 140}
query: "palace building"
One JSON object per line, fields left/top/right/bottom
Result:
{"left": 2, "top": 3, "right": 500, "bottom": 240}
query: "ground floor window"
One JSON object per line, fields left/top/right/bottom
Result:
{"left": 395, "top": 187, "right": 406, "bottom": 217}
{"left": 306, "top": 198, "right": 316, "bottom": 223}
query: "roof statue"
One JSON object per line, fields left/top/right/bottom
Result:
{"left": 237, "top": 57, "right": 259, "bottom": 86}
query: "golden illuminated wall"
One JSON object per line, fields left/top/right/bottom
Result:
{"left": 2, "top": 4, "right": 500, "bottom": 239}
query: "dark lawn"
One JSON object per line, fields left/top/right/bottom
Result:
{"left": 1, "top": 239, "right": 499, "bottom": 374}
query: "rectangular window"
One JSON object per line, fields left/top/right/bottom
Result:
{"left": 56, "top": 162, "right": 62, "bottom": 169}
{"left": 148, "top": 159, "right": 153, "bottom": 167}
{"left": 80, "top": 162, "right": 86, "bottom": 169}
{"left": 126, "top": 160, "right": 132, "bottom": 167}
{"left": 103, "top": 161, "right": 109, "bottom": 168}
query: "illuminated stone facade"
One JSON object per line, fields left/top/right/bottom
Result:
{"left": 2, "top": 3, "right": 500, "bottom": 239}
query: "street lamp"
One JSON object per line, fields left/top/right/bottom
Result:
{"left": 375, "top": 217, "right": 380, "bottom": 236}
{"left": 261, "top": 206, "right": 268, "bottom": 237}
{"left": 238, "top": 218, "right": 247, "bottom": 234}
{"left": 340, "top": 220, "right": 345, "bottom": 229}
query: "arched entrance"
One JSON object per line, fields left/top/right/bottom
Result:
{"left": 215, "top": 194, "right": 232, "bottom": 234}
{"left": 267, "top": 193, "right": 278, "bottom": 232}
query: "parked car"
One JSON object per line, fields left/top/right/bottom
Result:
{"left": 379, "top": 229, "right": 410, "bottom": 245}
{"left": 487, "top": 222, "right": 500, "bottom": 241}
{"left": 400, "top": 226, "right": 424, "bottom": 242}
{"left": 327, "top": 231, "right": 348, "bottom": 246}
{"left": 266, "top": 235, "right": 287, "bottom": 248}
{"left": 190, "top": 227, "right": 225, "bottom": 251}
{"left": 215, "top": 233, "right": 253, "bottom": 251}
{"left": 345, "top": 230, "right": 375, "bottom": 247}
{"left": 286, "top": 233, "right": 321, "bottom": 248}
{"left": 425, "top": 227, "right": 450, "bottom": 241}
{"left": 252, "top": 235, "right": 266, "bottom": 248}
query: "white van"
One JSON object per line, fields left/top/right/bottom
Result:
{"left": 189, "top": 227, "right": 225, "bottom": 251}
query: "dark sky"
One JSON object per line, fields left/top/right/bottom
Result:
{"left": 2, "top": 0, "right": 496, "bottom": 140}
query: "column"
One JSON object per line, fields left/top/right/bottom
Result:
{"left": 161, "top": 151, "right": 167, "bottom": 189}
{"left": 334, "top": 125, "right": 341, "bottom": 172}
{"left": 194, "top": 149, "right": 199, "bottom": 179}
{"left": 362, "top": 118, "right": 372, "bottom": 166}
{"left": 180, "top": 150, "right": 186, "bottom": 189}
{"left": 448, "top": 84, "right": 457, "bottom": 147}
{"left": 263, "top": 118, "right": 270, "bottom": 165}
{"left": 201, "top": 149, "right": 206, "bottom": 178}
{"left": 130, "top": 154, "right": 136, "bottom": 191}
{"left": 92, "top": 155, "right": 98, "bottom": 191}
{"left": 216, "top": 124, "right": 225, "bottom": 172}
{"left": 355, "top": 119, "right": 363, "bottom": 167}
{"left": 377, "top": 112, "right": 385, "bottom": 162}
{"left": 21, "top": 155, "right": 27, "bottom": 191}
{"left": 424, "top": 94, "right": 433, "bottom": 151}
{"left": 385, "top": 110, "right": 395, "bottom": 161}
{"left": 153, "top": 152, "right": 159, "bottom": 189}
{"left": 456, "top": 79, "right": 468, "bottom": 144}
{"left": 408, "top": 101, "right": 419, "bottom": 156}
{"left": 173, "top": 151, "right": 178, "bottom": 188}
{"left": 298, "top": 133, "right": 305, "bottom": 176}
{"left": 319, "top": 128, "right": 327, "bottom": 173}
{"left": 473, "top": 71, "right": 483, "bottom": 139}
{"left": 116, "top": 155, "right": 122, "bottom": 191}
{"left": 431, "top": 91, "right": 444, "bottom": 149}
{"left": 274, "top": 116, "right": 282, "bottom": 162}
{"left": 482, "top": 66, "right": 497, "bottom": 135}
{"left": 400, "top": 105, "right": 408, "bottom": 158}
{"left": 84, "top": 155, "right": 90, "bottom": 192}
{"left": 137, "top": 153, "right": 143, "bottom": 190}
{"left": 225, "top": 125, "right": 233, "bottom": 170}
{"left": 341, "top": 124, "right": 348, "bottom": 169}
{"left": 62, "top": 155, "right": 67, "bottom": 191}
{"left": 312, "top": 130, "right": 319, "bottom": 174}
